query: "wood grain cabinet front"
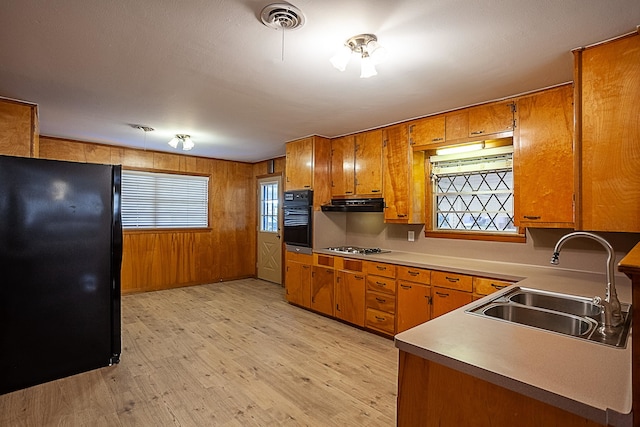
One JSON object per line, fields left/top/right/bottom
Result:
{"left": 285, "top": 136, "right": 331, "bottom": 209}
{"left": 311, "top": 266, "right": 334, "bottom": 316}
{"left": 284, "top": 252, "right": 313, "bottom": 308}
{"left": 468, "top": 100, "right": 515, "bottom": 137}
{"left": 472, "top": 277, "right": 514, "bottom": 300}
{"left": 335, "top": 270, "right": 366, "bottom": 327}
{"left": 397, "top": 280, "right": 431, "bottom": 333}
{"left": 330, "top": 130, "right": 383, "bottom": 197}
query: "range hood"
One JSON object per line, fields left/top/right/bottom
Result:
{"left": 321, "top": 198, "right": 384, "bottom": 212}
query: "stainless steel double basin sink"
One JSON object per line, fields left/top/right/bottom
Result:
{"left": 466, "top": 287, "right": 632, "bottom": 348}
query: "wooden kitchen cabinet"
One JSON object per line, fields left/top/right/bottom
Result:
{"left": 574, "top": 31, "right": 640, "bottom": 232}
{"left": 355, "top": 129, "right": 383, "bottom": 196}
{"left": 468, "top": 100, "right": 515, "bottom": 138}
{"left": 396, "top": 265, "right": 432, "bottom": 333}
{"left": 472, "top": 276, "right": 513, "bottom": 300}
{"left": 329, "top": 130, "right": 383, "bottom": 197}
{"left": 383, "top": 124, "right": 426, "bottom": 223}
{"left": 284, "top": 252, "right": 313, "bottom": 308}
{"left": 514, "top": 84, "right": 574, "bottom": 228}
{"left": 311, "top": 266, "right": 334, "bottom": 316}
{"left": 431, "top": 287, "right": 473, "bottom": 318}
{"left": 0, "top": 98, "right": 39, "bottom": 157}
{"left": 285, "top": 136, "right": 331, "bottom": 209}
{"left": 330, "top": 135, "right": 355, "bottom": 196}
{"left": 408, "top": 115, "right": 445, "bottom": 145}
{"left": 431, "top": 270, "right": 473, "bottom": 318}
{"left": 364, "top": 261, "right": 397, "bottom": 335}
{"left": 335, "top": 270, "right": 366, "bottom": 327}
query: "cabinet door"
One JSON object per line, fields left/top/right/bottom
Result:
{"left": 285, "top": 137, "right": 313, "bottom": 190}
{"left": 444, "top": 111, "right": 469, "bottom": 141}
{"left": 383, "top": 124, "right": 410, "bottom": 220}
{"left": 409, "top": 116, "right": 445, "bottom": 146}
{"left": 0, "top": 100, "right": 37, "bottom": 157}
{"left": 397, "top": 281, "right": 431, "bottom": 333}
{"left": 335, "top": 271, "right": 366, "bottom": 327}
{"left": 355, "top": 129, "right": 383, "bottom": 195}
{"left": 285, "top": 261, "right": 311, "bottom": 307}
{"left": 431, "top": 286, "right": 472, "bottom": 318}
{"left": 576, "top": 33, "right": 640, "bottom": 232}
{"left": 311, "top": 266, "right": 334, "bottom": 316}
{"left": 468, "top": 101, "right": 514, "bottom": 137}
{"left": 331, "top": 136, "right": 355, "bottom": 196}
{"left": 515, "top": 85, "right": 574, "bottom": 228}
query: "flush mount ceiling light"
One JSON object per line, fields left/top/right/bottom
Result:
{"left": 168, "top": 134, "right": 194, "bottom": 151}
{"left": 330, "top": 34, "right": 387, "bottom": 78}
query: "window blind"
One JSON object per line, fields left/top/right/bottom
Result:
{"left": 121, "top": 170, "right": 209, "bottom": 229}
{"left": 430, "top": 146, "right": 514, "bottom": 177}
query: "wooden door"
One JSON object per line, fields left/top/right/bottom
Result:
{"left": 311, "top": 266, "right": 334, "bottom": 316}
{"left": 285, "top": 261, "right": 311, "bottom": 307}
{"left": 335, "top": 271, "right": 366, "bottom": 327}
{"left": 408, "top": 116, "right": 445, "bottom": 146}
{"left": 468, "top": 101, "right": 514, "bottom": 137}
{"left": 515, "top": 85, "right": 574, "bottom": 228}
{"left": 330, "top": 136, "right": 355, "bottom": 196}
{"left": 285, "top": 137, "right": 313, "bottom": 190}
{"left": 397, "top": 281, "right": 431, "bottom": 333}
{"left": 383, "top": 124, "right": 410, "bottom": 220}
{"left": 355, "top": 129, "right": 383, "bottom": 195}
{"left": 431, "top": 287, "right": 472, "bottom": 318}
{"left": 576, "top": 33, "right": 640, "bottom": 232}
{"left": 257, "top": 177, "right": 282, "bottom": 284}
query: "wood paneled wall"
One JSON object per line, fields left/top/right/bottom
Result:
{"left": 39, "top": 136, "right": 258, "bottom": 294}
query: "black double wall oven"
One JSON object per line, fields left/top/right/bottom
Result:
{"left": 283, "top": 189, "right": 313, "bottom": 248}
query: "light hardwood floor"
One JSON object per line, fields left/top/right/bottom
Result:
{"left": 0, "top": 279, "right": 398, "bottom": 426}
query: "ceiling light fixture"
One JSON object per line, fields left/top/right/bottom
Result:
{"left": 168, "top": 134, "right": 194, "bottom": 151}
{"left": 330, "top": 34, "right": 386, "bottom": 78}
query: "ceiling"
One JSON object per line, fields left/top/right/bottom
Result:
{"left": 1, "top": 1, "right": 638, "bottom": 163}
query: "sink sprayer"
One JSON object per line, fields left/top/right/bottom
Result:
{"left": 550, "top": 232, "right": 623, "bottom": 334}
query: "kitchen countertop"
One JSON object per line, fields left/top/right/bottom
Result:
{"left": 314, "top": 248, "right": 633, "bottom": 426}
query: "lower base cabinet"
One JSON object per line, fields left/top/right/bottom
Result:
{"left": 311, "top": 266, "right": 334, "bottom": 316}
{"left": 335, "top": 270, "right": 366, "bottom": 327}
{"left": 397, "top": 351, "right": 604, "bottom": 427}
{"left": 284, "top": 253, "right": 312, "bottom": 307}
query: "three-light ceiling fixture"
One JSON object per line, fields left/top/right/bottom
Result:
{"left": 168, "top": 134, "right": 194, "bottom": 151}
{"left": 330, "top": 34, "right": 386, "bottom": 78}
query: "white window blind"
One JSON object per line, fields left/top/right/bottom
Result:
{"left": 121, "top": 170, "right": 209, "bottom": 229}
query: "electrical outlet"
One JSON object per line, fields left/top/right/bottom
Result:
{"left": 408, "top": 231, "right": 415, "bottom": 242}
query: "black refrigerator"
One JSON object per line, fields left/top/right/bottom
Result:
{"left": 0, "top": 155, "right": 122, "bottom": 395}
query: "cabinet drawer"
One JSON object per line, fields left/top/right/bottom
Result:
{"left": 473, "top": 277, "right": 513, "bottom": 296}
{"left": 366, "top": 275, "right": 397, "bottom": 295}
{"left": 366, "top": 291, "right": 396, "bottom": 314}
{"left": 397, "top": 266, "right": 431, "bottom": 284}
{"left": 364, "top": 261, "right": 396, "bottom": 278}
{"left": 431, "top": 271, "right": 473, "bottom": 292}
{"left": 286, "top": 251, "right": 313, "bottom": 264}
{"left": 365, "top": 308, "right": 395, "bottom": 335}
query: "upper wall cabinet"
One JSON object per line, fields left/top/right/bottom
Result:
{"left": 383, "top": 124, "right": 425, "bottom": 223}
{"left": 408, "top": 111, "right": 469, "bottom": 147}
{"left": 285, "top": 136, "right": 331, "bottom": 209}
{"left": 0, "top": 98, "right": 39, "bottom": 158}
{"left": 331, "top": 135, "right": 355, "bottom": 196}
{"left": 330, "top": 129, "right": 383, "bottom": 197}
{"left": 514, "top": 84, "right": 574, "bottom": 228}
{"left": 467, "top": 100, "right": 515, "bottom": 138}
{"left": 574, "top": 31, "right": 640, "bottom": 232}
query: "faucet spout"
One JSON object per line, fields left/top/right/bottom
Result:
{"left": 551, "top": 232, "right": 623, "bottom": 329}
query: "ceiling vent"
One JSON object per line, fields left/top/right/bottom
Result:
{"left": 260, "top": 3, "right": 306, "bottom": 30}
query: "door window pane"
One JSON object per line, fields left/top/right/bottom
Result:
{"left": 260, "top": 181, "right": 279, "bottom": 232}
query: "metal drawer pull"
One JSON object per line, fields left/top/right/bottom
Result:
{"left": 376, "top": 266, "right": 386, "bottom": 270}
{"left": 445, "top": 276, "right": 459, "bottom": 282}
{"left": 524, "top": 215, "right": 541, "bottom": 220}
{"left": 432, "top": 137, "right": 443, "bottom": 142}
{"left": 400, "top": 284, "right": 412, "bottom": 290}
{"left": 436, "top": 292, "right": 449, "bottom": 297}
{"left": 408, "top": 271, "right": 419, "bottom": 276}
{"left": 376, "top": 281, "right": 387, "bottom": 287}
{"left": 470, "top": 130, "right": 484, "bottom": 135}
{"left": 491, "top": 283, "right": 507, "bottom": 290}
{"left": 375, "top": 297, "right": 386, "bottom": 303}
{"left": 355, "top": 275, "right": 364, "bottom": 280}
{"left": 375, "top": 316, "right": 386, "bottom": 321}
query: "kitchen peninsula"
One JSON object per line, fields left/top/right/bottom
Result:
{"left": 309, "top": 248, "right": 633, "bottom": 426}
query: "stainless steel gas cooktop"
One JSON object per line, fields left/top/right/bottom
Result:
{"left": 325, "top": 246, "right": 391, "bottom": 255}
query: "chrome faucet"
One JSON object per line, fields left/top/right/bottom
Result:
{"left": 550, "top": 231, "right": 623, "bottom": 333}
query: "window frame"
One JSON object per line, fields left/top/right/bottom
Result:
{"left": 120, "top": 169, "right": 210, "bottom": 231}
{"left": 425, "top": 144, "right": 525, "bottom": 243}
